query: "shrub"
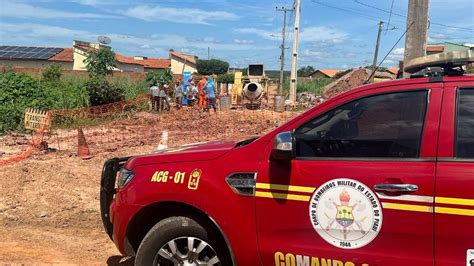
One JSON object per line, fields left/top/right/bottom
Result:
{"left": 298, "top": 66, "right": 315, "bottom": 77}
{"left": 145, "top": 69, "right": 173, "bottom": 87}
{"left": 283, "top": 77, "right": 333, "bottom": 95}
{"left": 217, "top": 73, "right": 234, "bottom": 84}
{"left": 41, "top": 76, "right": 89, "bottom": 110}
{"left": 111, "top": 76, "right": 148, "bottom": 99}
{"left": 87, "top": 77, "right": 124, "bottom": 106}
{"left": 41, "top": 63, "right": 62, "bottom": 83}
{"left": 0, "top": 71, "right": 48, "bottom": 133}
{"left": 197, "top": 59, "right": 229, "bottom": 75}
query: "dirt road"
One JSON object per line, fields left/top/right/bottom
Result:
{"left": 0, "top": 109, "right": 298, "bottom": 264}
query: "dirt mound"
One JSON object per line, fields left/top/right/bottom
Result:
{"left": 322, "top": 68, "right": 371, "bottom": 99}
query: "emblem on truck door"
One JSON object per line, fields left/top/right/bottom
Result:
{"left": 188, "top": 169, "right": 202, "bottom": 190}
{"left": 309, "top": 178, "right": 383, "bottom": 249}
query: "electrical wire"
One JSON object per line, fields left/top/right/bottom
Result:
{"left": 311, "top": 0, "right": 387, "bottom": 22}
{"left": 353, "top": 0, "right": 474, "bottom": 32}
{"left": 365, "top": 21, "right": 414, "bottom": 83}
{"left": 385, "top": 0, "right": 395, "bottom": 34}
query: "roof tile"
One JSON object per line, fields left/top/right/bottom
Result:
{"left": 48, "top": 48, "right": 74, "bottom": 62}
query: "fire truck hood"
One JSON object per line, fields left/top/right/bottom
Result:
{"left": 124, "top": 140, "right": 236, "bottom": 169}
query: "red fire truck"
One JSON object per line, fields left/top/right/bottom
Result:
{"left": 101, "top": 52, "right": 474, "bottom": 266}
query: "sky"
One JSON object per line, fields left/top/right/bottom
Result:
{"left": 0, "top": 0, "right": 473, "bottom": 70}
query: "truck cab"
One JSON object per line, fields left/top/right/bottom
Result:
{"left": 100, "top": 52, "right": 474, "bottom": 266}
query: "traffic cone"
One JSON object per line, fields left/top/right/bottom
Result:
{"left": 77, "top": 127, "right": 93, "bottom": 160}
{"left": 157, "top": 131, "right": 169, "bottom": 151}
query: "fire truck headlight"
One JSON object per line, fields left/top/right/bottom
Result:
{"left": 117, "top": 168, "right": 135, "bottom": 189}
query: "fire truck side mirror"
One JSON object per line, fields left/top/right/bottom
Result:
{"left": 271, "top": 131, "right": 295, "bottom": 161}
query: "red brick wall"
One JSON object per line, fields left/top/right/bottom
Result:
{"left": 0, "top": 66, "right": 147, "bottom": 80}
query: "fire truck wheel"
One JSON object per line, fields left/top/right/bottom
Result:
{"left": 135, "top": 216, "right": 229, "bottom": 266}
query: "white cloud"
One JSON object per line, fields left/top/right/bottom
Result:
{"left": 0, "top": 2, "right": 118, "bottom": 19}
{"left": 124, "top": 5, "right": 239, "bottom": 25}
{"left": 0, "top": 22, "right": 272, "bottom": 57}
{"left": 302, "top": 49, "right": 325, "bottom": 57}
{"left": 235, "top": 26, "right": 348, "bottom": 44}
{"left": 70, "top": 0, "right": 118, "bottom": 6}
{"left": 299, "top": 27, "right": 348, "bottom": 44}
{"left": 387, "top": 47, "right": 405, "bottom": 62}
{"left": 234, "top": 39, "right": 255, "bottom": 44}
{"left": 0, "top": 23, "right": 95, "bottom": 39}
{"left": 392, "top": 47, "right": 405, "bottom": 55}
{"left": 233, "top": 28, "right": 279, "bottom": 40}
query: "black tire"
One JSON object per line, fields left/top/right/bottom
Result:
{"left": 135, "top": 216, "right": 231, "bottom": 266}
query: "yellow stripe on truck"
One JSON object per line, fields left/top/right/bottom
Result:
{"left": 435, "top": 207, "right": 474, "bottom": 217}
{"left": 255, "top": 182, "right": 474, "bottom": 217}
{"left": 382, "top": 202, "right": 433, "bottom": 213}
{"left": 435, "top": 197, "right": 474, "bottom": 207}
{"left": 256, "top": 183, "right": 315, "bottom": 193}
{"left": 255, "top": 191, "right": 310, "bottom": 202}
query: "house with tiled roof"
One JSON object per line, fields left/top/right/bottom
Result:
{"left": 127, "top": 56, "right": 171, "bottom": 72}
{"left": 72, "top": 40, "right": 144, "bottom": 72}
{"left": 169, "top": 49, "right": 197, "bottom": 74}
{"left": 386, "top": 67, "right": 399, "bottom": 75}
{"left": 308, "top": 69, "right": 341, "bottom": 79}
{"left": 0, "top": 40, "right": 171, "bottom": 73}
{"left": 0, "top": 46, "right": 75, "bottom": 70}
{"left": 426, "top": 42, "right": 473, "bottom": 55}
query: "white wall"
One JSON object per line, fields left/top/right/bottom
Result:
{"left": 170, "top": 56, "right": 197, "bottom": 74}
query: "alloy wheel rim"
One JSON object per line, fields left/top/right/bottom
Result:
{"left": 153, "top": 237, "right": 220, "bottom": 266}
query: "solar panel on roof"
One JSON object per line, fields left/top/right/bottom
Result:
{"left": 14, "top": 53, "right": 26, "bottom": 59}
{"left": 0, "top": 46, "right": 63, "bottom": 60}
{"left": 37, "top": 53, "right": 51, "bottom": 59}
{"left": 29, "top": 47, "right": 41, "bottom": 53}
{"left": 0, "top": 52, "right": 17, "bottom": 58}
{"left": 25, "top": 53, "right": 38, "bottom": 59}
{"left": 19, "top": 53, "right": 33, "bottom": 59}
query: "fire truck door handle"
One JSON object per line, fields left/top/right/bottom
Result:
{"left": 373, "top": 184, "right": 418, "bottom": 193}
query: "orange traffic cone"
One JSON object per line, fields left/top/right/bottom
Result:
{"left": 77, "top": 127, "right": 93, "bottom": 160}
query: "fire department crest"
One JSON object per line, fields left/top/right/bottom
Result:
{"left": 309, "top": 178, "right": 383, "bottom": 249}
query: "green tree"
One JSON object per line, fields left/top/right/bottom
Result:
{"left": 84, "top": 46, "right": 124, "bottom": 106}
{"left": 297, "top": 66, "right": 315, "bottom": 77}
{"left": 197, "top": 59, "right": 229, "bottom": 75}
{"left": 145, "top": 69, "right": 174, "bottom": 87}
{"left": 41, "top": 63, "right": 62, "bottom": 83}
{"left": 84, "top": 46, "right": 117, "bottom": 78}
{"left": 217, "top": 73, "right": 234, "bottom": 84}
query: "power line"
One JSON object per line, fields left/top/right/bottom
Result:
{"left": 311, "top": 0, "right": 387, "bottom": 22}
{"left": 353, "top": 0, "right": 474, "bottom": 32}
{"left": 385, "top": 0, "right": 395, "bottom": 34}
{"left": 365, "top": 21, "right": 415, "bottom": 83}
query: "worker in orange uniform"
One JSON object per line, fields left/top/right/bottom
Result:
{"left": 197, "top": 77, "right": 208, "bottom": 111}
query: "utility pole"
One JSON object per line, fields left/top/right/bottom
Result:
{"left": 403, "top": 0, "right": 430, "bottom": 77}
{"left": 276, "top": 6, "right": 293, "bottom": 95}
{"left": 372, "top": 21, "right": 384, "bottom": 71}
{"left": 289, "top": 0, "right": 301, "bottom": 104}
{"left": 208, "top": 47, "right": 210, "bottom": 60}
